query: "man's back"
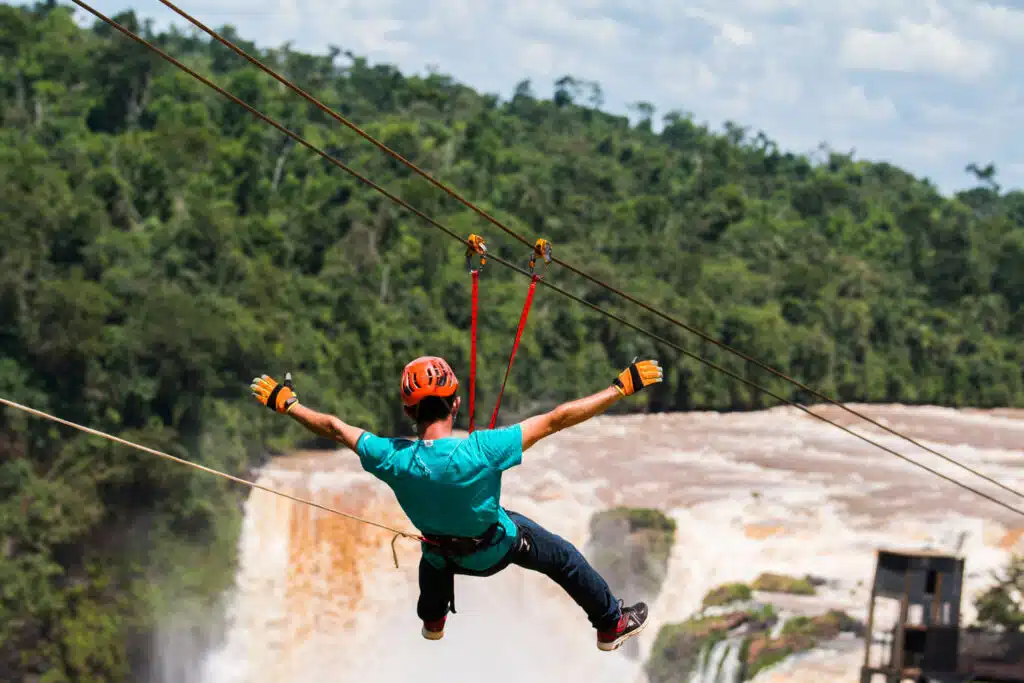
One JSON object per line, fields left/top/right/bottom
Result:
{"left": 356, "top": 424, "right": 523, "bottom": 570}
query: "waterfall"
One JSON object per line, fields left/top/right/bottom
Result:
{"left": 688, "top": 638, "right": 744, "bottom": 683}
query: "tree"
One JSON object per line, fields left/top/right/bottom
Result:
{"left": 630, "top": 101, "right": 655, "bottom": 131}
{"left": 554, "top": 74, "right": 581, "bottom": 107}
{"left": 974, "top": 554, "right": 1024, "bottom": 631}
{"left": 513, "top": 78, "right": 534, "bottom": 100}
{"left": 966, "top": 161, "right": 1000, "bottom": 192}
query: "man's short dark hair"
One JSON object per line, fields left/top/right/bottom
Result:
{"left": 412, "top": 395, "right": 457, "bottom": 425}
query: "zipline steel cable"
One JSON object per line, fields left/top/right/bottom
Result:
{"left": 152, "top": 0, "right": 1024, "bottom": 505}
{"left": 23, "top": 0, "right": 1022, "bottom": 524}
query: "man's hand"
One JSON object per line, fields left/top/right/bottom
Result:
{"left": 250, "top": 372, "right": 300, "bottom": 413}
{"left": 612, "top": 359, "right": 663, "bottom": 396}
{"left": 250, "top": 373, "right": 365, "bottom": 451}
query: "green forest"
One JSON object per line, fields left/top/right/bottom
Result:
{"left": 2, "top": 2, "right": 1023, "bottom": 681}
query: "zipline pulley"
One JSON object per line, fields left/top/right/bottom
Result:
{"left": 529, "top": 238, "right": 552, "bottom": 274}
{"left": 465, "top": 233, "right": 487, "bottom": 272}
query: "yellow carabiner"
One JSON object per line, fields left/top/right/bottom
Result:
{"left": 529, "top": 238, "right": 552, "bottom": 274}
{"left": 465, "top": 233, "right": 488, "bottom": 272}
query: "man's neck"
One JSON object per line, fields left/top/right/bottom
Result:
{"left": 418, "top": 420, "right": 453, "bottom": 441}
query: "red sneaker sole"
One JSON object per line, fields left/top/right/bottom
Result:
{"left": 597, "top": 616, "right": 649, "bottom": 651}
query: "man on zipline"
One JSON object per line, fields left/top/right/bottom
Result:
{"left": 250, "top": 356, "right": 663, "bottom": 651}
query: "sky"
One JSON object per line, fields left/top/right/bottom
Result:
{"left": 54, "top": 0, "right": 1024, "bottom": 195}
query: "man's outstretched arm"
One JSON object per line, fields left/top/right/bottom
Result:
{"left": 519, "top": 359, "right": 663, "bottom": 452}
{"left": 286, "top": 403, "right": 365, "bottom": 452}
{"left": 249, "top": 373, "right": 364, "bottom": 451}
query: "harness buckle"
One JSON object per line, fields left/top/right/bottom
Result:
{"left": 529, "top": 238, "right": 552, "bottom": 274}
{"left": 465, "top": 233, "right": 488, "bottom": 272}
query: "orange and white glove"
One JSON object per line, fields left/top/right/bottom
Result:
{"left": 612, "top": 359, "right": 663, "bottom": 396}
{"left": 250, "top": 372, "right": 300, "bottom": 413}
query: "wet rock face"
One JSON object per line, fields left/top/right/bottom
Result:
{"left": 744, "top": 610, "right": 864, "bottom": 680}
{"left": 585, "top": 507, "right": 676, "bottom": 660}
{"left": 751, "top": 572, "right": 817, "bottom": 596}
{"left": 585, "top": 507, "right": 676, "bottom": 603}
{"left": 646, "top": 618, "right": 723, "bottom": 683}
{"left": 645, "top": 609, "right": 777, "bottom": 683}
{"left": 645, "top": 581, "right": 864, "bottom": 683}
{"left": 703, "top": 583, "right": 754, "bottom": 608}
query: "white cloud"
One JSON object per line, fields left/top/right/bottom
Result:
{"left": 839, "top": 21, "right": 995, "bottom": 79}
{"left": 519, "top": 41, "right": 559, "bottom": 77}
{"left": 899, "top": 130, "right": 975, "bottom": 164}
{"left": 1005, "top": 162, "right": 1024, "bottom": 179}
{"left": 718, "top": 23, "right": 756, "bottom": 47}
{"left": 61, "top": 0, "right": 1024, "bottom": 194}
{"left": 348, "top": 18, "right": 412, "bottom": 58}
{"left": 738, "top": 0, "right": 806, "bottom": 14}
{"left": 972, "top": 3, "right": 1024, "bottom": 42}
{"left": 825, "top": 85, "right": 898, "bottom": 123}
{"left": 759, "top": 62, "right": 802, "bottom": 105}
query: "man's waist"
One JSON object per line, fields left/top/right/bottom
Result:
{"left": 422, "top": 520, "right": 510, "bottom": 557}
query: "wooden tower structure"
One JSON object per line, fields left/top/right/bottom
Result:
{"left": 860, "top": 548, "right": 964, "bottom": 683}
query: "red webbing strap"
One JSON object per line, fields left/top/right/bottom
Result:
{"left": 468, "top": 269, "right": 479, "bottom": 433}
{"left": 489, "top": 273, "right": 539, "bottom": 429}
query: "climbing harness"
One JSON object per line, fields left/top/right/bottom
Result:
{"left": 423, "top": 521, "right": 503, "bottom": 558}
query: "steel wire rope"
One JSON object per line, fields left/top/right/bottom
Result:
{"left": 151, "top": 0, "right": 1024, "bottom": 504}
{"left": 59, "top": 0, "right": 1024, "bottom": 520}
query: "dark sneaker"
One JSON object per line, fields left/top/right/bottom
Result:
{"left": 597, "top": 601, "right": 649, "bottom": 651}
{"left": 422, "top": 616, "right": 446, "bottom": 640}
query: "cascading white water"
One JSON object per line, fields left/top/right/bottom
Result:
{"left": 171, "top": 405, "right": 1024, "bottom": 683}
{"left": 689, "top": 637, "right": 744, "bottom": 683}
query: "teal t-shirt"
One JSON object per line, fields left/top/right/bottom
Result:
{"left": 355, "top": 424, "right": 523, "bottom": 572}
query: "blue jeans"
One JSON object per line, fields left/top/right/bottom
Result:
{"left": 416, "top": 510, "right": 622, "bottom": 631}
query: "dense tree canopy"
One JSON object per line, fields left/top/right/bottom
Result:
{"left": 1, "top": 2, "right": 1022, "bottom": 681}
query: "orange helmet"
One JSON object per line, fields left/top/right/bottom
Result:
{"left": 400, "top": 356, "right": 459, "bottom": 407}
